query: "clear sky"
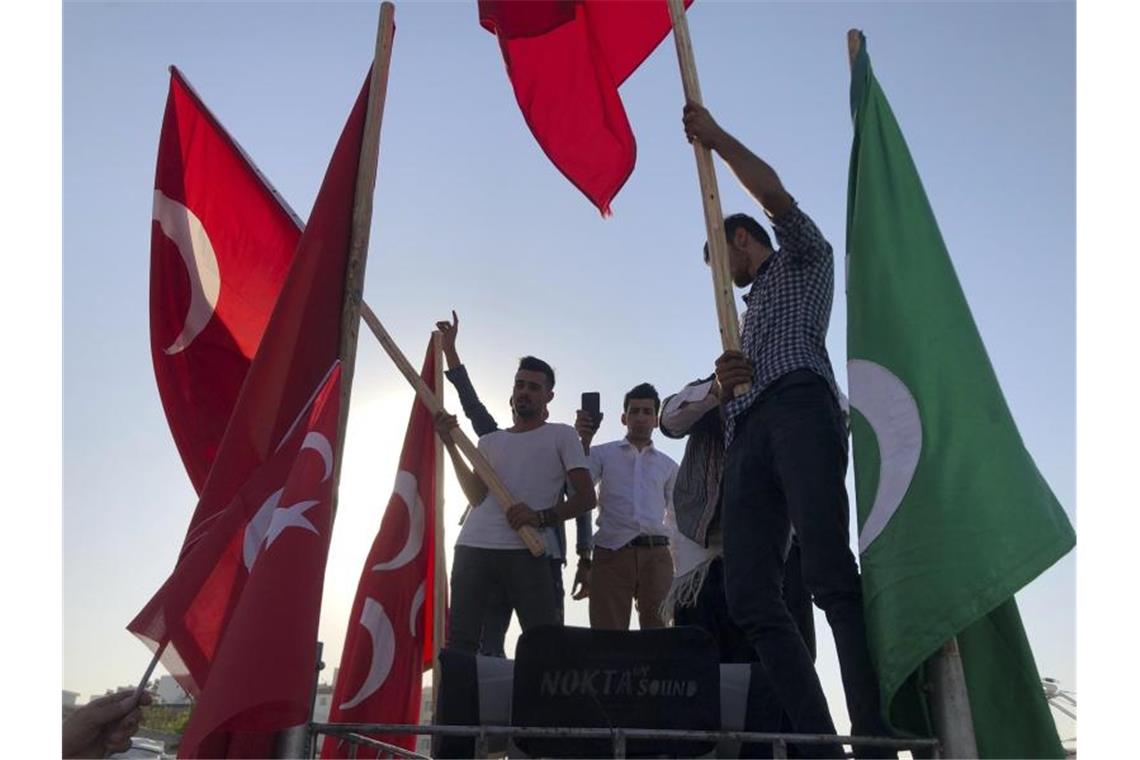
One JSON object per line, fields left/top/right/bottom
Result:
{"left": 62, "top": 0, "right": 1075, "bottom": 739}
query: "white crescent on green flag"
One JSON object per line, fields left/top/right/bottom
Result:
{"left": 845, "top": 32, "right": 1075, "bottom": 758}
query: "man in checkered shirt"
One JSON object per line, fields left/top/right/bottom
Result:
{"left": 684, "top": 103, "right": 891, "bottom": 758}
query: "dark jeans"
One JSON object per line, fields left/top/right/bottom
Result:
{"left": 675, "top": 557, "right": 755, "bottom": 664}
{"left": 676, "top": 552, "right": 817, "bottom": 759}
{"left": 722, "top": 371, "right": 887, "bottom": 758}
{"left": 477, "top": 557, "right": 566, "bottom": 657}
{"left": 449, "top": 546, "right": 559, "bottom": 655}
{"left": 785, "top": 539, "right": 817, "bottom": 662}
{"left": 676, "top": 548, "right": 814, "bottom": 665}
{"left": 478, "top": 588, "right": 510, "bottom": 658}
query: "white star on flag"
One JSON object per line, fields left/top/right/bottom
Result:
{"left": 265, "top": 500, "right": 321, "bottom": 550}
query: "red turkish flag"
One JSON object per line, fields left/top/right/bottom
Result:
{"left": 151, "top": 67, "right": 303, "bottom": 493}
{"left": 322, "top": 340, "right": 445, "bottom": 758}
{"left": 130, "top": 72, "right": 372, "bottom": 696}
{"left": 478, "top": 0, "right": 694, "bottom": 216}
{"left": 176, "top": 364, "right": 342, "bottom": 759}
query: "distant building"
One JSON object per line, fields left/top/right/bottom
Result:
{"left": 312, "top": 684, "right": 335, "bottom": 755}
{"left": 312, "top": 678, "right": 435, "bottom": 755}
{"left": 313, "top": 684, "right": 334, "bottom": 724}
{"left": 418, "top": 685, "right": 434, "bottom": 757}
{"left": 63, "top": 690, "right": 80, "bottom": 708}
{"left": 155, "top": 675, "right": 191, "bottom": 705}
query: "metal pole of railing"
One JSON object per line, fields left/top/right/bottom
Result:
{"left": 274, "top": 639, "right": 322, "bottom": 760}
{"left": 772, "top": 737, "right": 788, "bottom": 759}
{"left": 473, "top": 726, "right": 488, "bottom": 758}
{"left": 612, "top": 728, "right": 626, "bottom": 758}
{"left": 304, "top": 641, "right": 324, "bottom": 759}
{"left": 929, "top": 637, "right": 979, "bottom": 758}
{"left": 341, "top": 733, "right": 429, "bottom": 760}
{"left": 311, "top": 722, "right": 940, "bottom": 753}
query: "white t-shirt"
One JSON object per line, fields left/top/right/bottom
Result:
{"left": 456, "top": 422, "right": 590, "bottom": 552}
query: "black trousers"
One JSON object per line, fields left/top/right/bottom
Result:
{"left": 675, "top": 547, "right": 814, "bottom": 666}
{"left": 476, "top": 556, "right": 566, "bottom": 657}
{"left": 448, "top": 546, "right": 558, "bottom": 655}
{"left": 721, "top": 370, "right": 887, "bottom": 758}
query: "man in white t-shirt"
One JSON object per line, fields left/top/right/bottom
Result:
{"left": 574, "top": 383, "right": 679, "bottom": 630}
{"left": 435, "top": 355, "right": 596, "bottom": 654}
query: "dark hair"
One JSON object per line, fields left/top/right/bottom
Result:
{"left": 517, "top": 356, "right": 555, "bottom": 390}
{"left": 623, "top": 382, "right": 660, "bottom": 413}
{"left": 703, "top": 212, "right": 773, "bottom": 263}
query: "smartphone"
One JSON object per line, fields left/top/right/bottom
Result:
{"left": 581, "top": 392, "right": 601, "bottom": 419}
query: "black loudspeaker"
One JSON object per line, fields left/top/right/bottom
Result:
{"left": 510, "top": 625, "right": 721, "bottom": 758}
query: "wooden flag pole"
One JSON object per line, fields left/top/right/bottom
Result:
{"left": 331, "top": 0, "right": 396, "bottom": 501}
{"left": 360, "top": 303, "right": 547, "bottom": 557}
{"left": 274, "top": 6, "right": 393, "bottom": 756}
{"left": 845, "top": 28, "right": 976, "bottom": 759}
{"left": 666, "top": 0, "right": 749, "bottom": 397}
{"left": 431, "top": 330, "right": 446, "bottom": 699}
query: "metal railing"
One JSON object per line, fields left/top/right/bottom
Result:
{"left": 310, "top": 721, "right": 941, "bottom": 759}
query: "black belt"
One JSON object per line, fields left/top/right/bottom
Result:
{"left": 627, "top": 534, "right": 670, "bottom": 548}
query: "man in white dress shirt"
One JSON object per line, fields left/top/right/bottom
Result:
{"left": 575, "top": 383, "right": 679, "bottom": 630}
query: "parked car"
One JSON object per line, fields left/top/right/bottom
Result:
{"left": 108, "top": 736, "right": 168, "bottom": 759}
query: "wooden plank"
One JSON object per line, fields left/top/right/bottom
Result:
{"left": 666, "top": 0, "right": 749, "bottom": 397}
{"left": 333, "top": 1, "right": 397, "bottom": 497}
{"left": 361, "top": 303, "right": 546, "bottom": 556}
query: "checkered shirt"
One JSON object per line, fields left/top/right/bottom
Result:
{"left": 722, "top": 203, "right": 840, "bottom": 448}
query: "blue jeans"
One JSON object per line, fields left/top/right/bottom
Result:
{"left": 722, "top": 371, "right": 886, "bottom": 758}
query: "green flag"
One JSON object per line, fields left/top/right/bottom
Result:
{"left": 844, "top": 32, "right": 1074, "bottom": 758}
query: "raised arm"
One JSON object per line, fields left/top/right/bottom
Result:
{"left": 436, "top": 310, "right": 499, "bottom": 436}
{"left": 574, "top": 408, "right": 603, "bottom": 455}
{"left": 682, "top": 103, "right": 794, "bottom": 219}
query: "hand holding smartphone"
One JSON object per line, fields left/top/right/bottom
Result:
{"left": 577, "top": 392, "right": 603, "bottom": 444}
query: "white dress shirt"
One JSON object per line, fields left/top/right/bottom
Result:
{"left": 588, "top": 438, "right": 679, "bottom": 551}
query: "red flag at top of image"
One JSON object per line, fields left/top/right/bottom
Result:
{"left": 479, "top": 0, "right": 694, "bottom": 216}
{"left": 322, "top": 339, "right": 445, "bottom": 758}
{"left": 150, "top": 67, "right": 302, "bottom": 494}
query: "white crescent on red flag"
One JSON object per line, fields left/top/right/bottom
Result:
{"left": 176, "top": 363, "right": 342, "bottom": 759}
{"left": 130, "top": 70, "right": 372, "bottom": 727}
{"left": 322, "top": 340, "right": 446, "bottom": 758}
{"left": 150, "top": 67, "right": 303, "bottom": 494}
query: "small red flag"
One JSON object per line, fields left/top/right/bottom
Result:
{"left": 130, "top": 71, "right": 372, "bottom": 698}
{"left": 479, "top": 0, "right": 693, "bottom": 216}
{"left": 322, "top": 340, "right": 445, "bottom": 758}
{"left": 176, "top": 364, "right": 342, "bottom": 759}
{"left": 150, "top": 67, "right": 302, "bottom": 493}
